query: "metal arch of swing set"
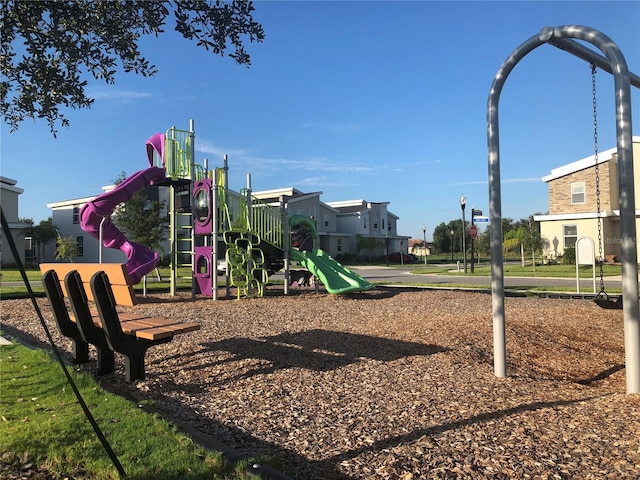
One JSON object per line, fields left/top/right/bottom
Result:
{"left": 487, "top": 25, "right": 640, "bottom": 395}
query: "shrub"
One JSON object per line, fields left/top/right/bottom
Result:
{"left": 336, "top": 252, "right": 357, "bottom": 263}
{"left": 560, "top": 246, "right": 576, "bottom": 265}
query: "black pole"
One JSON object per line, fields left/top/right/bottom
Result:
{"left": 471, "top": 208, "right": 475, "bottom": 273}
{"left": 385, "top": 235, "right": 389, "bottom": 266}
{"left": 450, "top": 230, "right": 454, "bottom": 261}
{"left": 461, "top": 203, "right": 467, "bottom": 273}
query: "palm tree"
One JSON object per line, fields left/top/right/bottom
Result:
{"left": 503, "top": 227, "right": 527, "bottom": 267}
{"left": 24, "top": 218, "right": 57, "bottom": 263}
{"left": 356, "top": 235, "right": 382, "bottom": 262}
{"left": 503, "top": 216, "right": 543, "bottom": 272}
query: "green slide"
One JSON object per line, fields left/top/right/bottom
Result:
{"left": 290, "top": 247, "right": 373, "bottom": 294}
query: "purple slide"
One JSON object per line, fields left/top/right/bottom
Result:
{"left": 80, "top": 133, "right": 166, "bottom": 285}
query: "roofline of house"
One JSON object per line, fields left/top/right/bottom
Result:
{"left": 327, "top": 199, "right": 391, "bottom": 208}
{"left": 541, "top": 136, "right": 640, "bottom": 183}
{"left": 252, "top": 187, "right": 308, "bottom": 199}
{"left": 257, "top": 190, "right": 341, "bottom": 213}
{"left": 317, "top": 231, "right": 351, "bottom": 237}
{"left": 5, "top": 221, "right": 29, "bottom": 230}
{"left": 1, "top": 176, "right": 24, "bottom": 194}
{"left": 0, "top": 176, "right": 18, "bottom": 186}
{"left": 47, "top": 196, "right": 96, "bottom": 209}
{"left": 533, "top": 210, "right": 632, "bottom": 221}
{"left": 1, "top": 183, "right": 24, "bottom": 194}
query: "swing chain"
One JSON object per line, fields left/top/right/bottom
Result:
{"left": 591, "top": 63, "right": 605, "bottom": 295}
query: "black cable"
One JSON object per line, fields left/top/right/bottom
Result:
{"left": 1, "top": 208, "right": 127, "bottom": 479}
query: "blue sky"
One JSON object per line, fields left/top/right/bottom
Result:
{"left": 2, "top": 1, "right": 639, "bottom": 241}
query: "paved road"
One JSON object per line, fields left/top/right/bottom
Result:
{"left": 345, "top": 264, "right": 624, "bottom": 292}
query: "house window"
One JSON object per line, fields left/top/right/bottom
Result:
{"left": 382, "top": 219, "right": 385, "bottom": 230}
{"left": 571, "top": 182, "right": 585, "bottom": 204}
{"left": 323, "top": 214, "right": 329, "bottom": 227}
{"left": 76, "top": 236, "right": 84, "bottom": 257}
{"left": 563, "top": 225, "right": 578, "bottom": 248}
{"left": 298, "top": 209, "right": 304, "bottom": 215}
{"left": 73, "top": 206, "right": 79, "bottom": 224}
{"left": 373, "top": 217, "right": 378, "bottom": 230}
{"left": 337, "top": 238, "right": 342, "bottom": 252}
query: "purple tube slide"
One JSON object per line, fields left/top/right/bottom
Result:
{"left": 80, "top": 134, "right": 166, "bottom": 284}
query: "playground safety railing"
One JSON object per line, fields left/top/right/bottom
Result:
{"left": 164, "top": 127, "right": 192, "bottom": 181}
{"left": 240, "top": 188, "right": 284, "bottom": 250}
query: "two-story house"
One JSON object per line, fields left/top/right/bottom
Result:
{"left": 252, "top": 188, "right": 408, "bottom": 259}
{"left": 534, "top": 136, "right": 640, "bottom": 262}
{"left": 0, "top": 176, "right": 30, "bottom": 266}
{"left": 46, "top": 185, "right": 409, "bottom": 263}
{"left": 45, "top": 184, "right": 166, "bottom": 264}
{"left": 327, "top": 199, "right": 403, "bottom": 257}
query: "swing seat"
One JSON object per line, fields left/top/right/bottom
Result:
{"left": 594, "top": 293, "right": 623, "bottom": 309}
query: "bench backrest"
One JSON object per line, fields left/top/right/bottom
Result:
{"left": 64, "top": 270, "right": 108, "bottom": 347}
{"left": 39, "top": 263, "right": 136, "bottom": 306}
{"left": 90, "top": 271, "right": 130, "bottom": 347}
{"left": 42, "top": 269, "right": 86, "bottom": 341}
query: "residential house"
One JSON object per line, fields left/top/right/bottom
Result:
{"left": 46, "top": 185, "right": 409, "bottom": 263}
{"left": 0, "top": 176, "right": 30, "bottom": 266}
{"left": 252, "top": 189, "right": 409, "bottom": 259}
{"left": 409, "top": 239, "right": 431, "bottom": 258}
{"left": 534, "top": 136, "right": 640, "bottom": 262}
{"left": 46, "top": 184, "right": 167, "bottom": 264}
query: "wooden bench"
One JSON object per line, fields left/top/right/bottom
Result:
{"left": 39, "top": 263, "right": 137, "bottom": 306}
{"left": 41, "top": 268, "right": 200, "bottom": 382}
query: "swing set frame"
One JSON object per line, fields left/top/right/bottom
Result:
{"left": 487, "top": 25, "right": 640, "bottom": 394}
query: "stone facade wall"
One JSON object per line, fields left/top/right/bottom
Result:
{"left": 548, "top": 162, "right": 613, "bottom": 214}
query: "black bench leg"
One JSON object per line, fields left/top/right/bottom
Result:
{"left": 124, "top": 350, "right": 147, "bottom": 382}
{"left": 71, "top": 340, "right": 90, "bottom": 364}
{"left": 95, "top": 347, "right": 116, "bottom": 376}
{"left": 122, "top": 340, "right": 170, "bottom": 382}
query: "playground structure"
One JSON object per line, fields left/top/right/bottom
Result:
{"left": 487, "top": 25, "right": 640, "bottom": 394}
{"left": 80, "top": 121, "right": 372, "bottom": 299}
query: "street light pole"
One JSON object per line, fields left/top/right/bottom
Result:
{"left": 450, "top": 229, "right": 454, "bottom": 261}
{"left": 385, "top": 235, "right": 389, "bottom": 267}
{"left": 460, "top": 194, "right": 467, "bottom": 273}
{"left": 470, "top": 207, "right": 475, "bottom": 274}
{"left": 422, "top": 224, "right": 427, "bottom": 266}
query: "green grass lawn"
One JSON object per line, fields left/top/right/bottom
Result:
{"left": 408, "top": 263, "right": 622, "bottom": 277}
{"left": 0, "top": 267, "right": 195, "bottom": 299}
{"left": 0, "top": 262, "right": 626, "bottom": 299}
{"left": 0, "top": 342, "right": 261, "bottom": 480}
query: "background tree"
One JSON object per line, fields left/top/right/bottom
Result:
{"left": 1, "top": 1, "right": 265, "bottom": 135}
{"left": 55, "top": 234, "right": 79, "bottom": 262}
{"left": 112, "top": 173, "right": 169, "bottom": 262}
{"left": 502, "top": 215, "right": 542, "bottom": 270}
{"left": 503, "top": 227, "right": 527, "bottom": 266}
{"left": 432, "top": 220, "right": 465, "bottom": 258}
{"left": 23, "top": 217, "right": 58, "bottom": 263}
{"left": 356, "top": 235, "right": 382, "bottom": 261}
{"left": 521, "top": 214, "right": 543, "bottom": 272}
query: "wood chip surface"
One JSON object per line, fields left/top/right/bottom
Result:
{"left": 2, "top": 287, "right": 639, "bottom": 479}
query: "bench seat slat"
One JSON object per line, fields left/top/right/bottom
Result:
{"left": 120, "top": 320, "right": 200, "bottom": 339}
{"left": 70, "top": 312, "right": 199, "bottom": 340}
{"left": 123, "top": 326, "right": 175, "bottom": 340}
